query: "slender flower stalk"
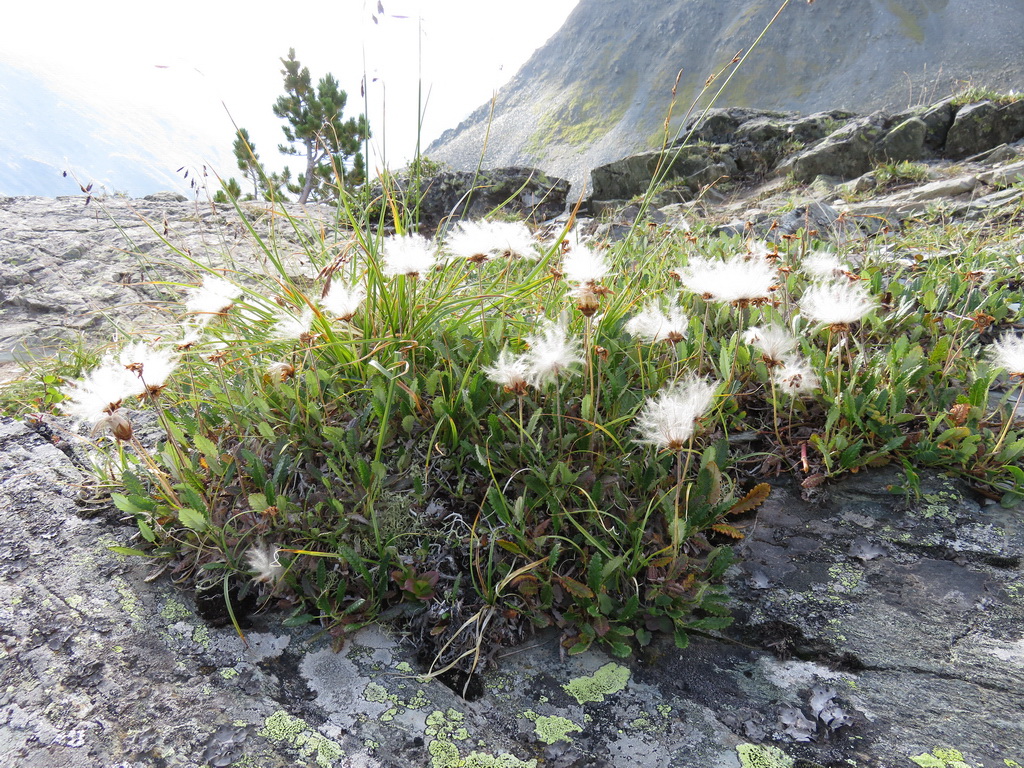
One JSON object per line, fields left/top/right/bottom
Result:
{"left": 484, "top": 348, "right": 531, "bottom": 446}
{"left": 799, "top": 280, "right": 876, "bottom": 408}
{"left": 987, "top": 334, "right": 1024, "bottom": 455}
{"left": 771, "top": 356, "right": 821, "bottom": 445}
{"left": 524, "top": 317, "right": 584, "bottom": 440}
{"left": 635, "top": 377, "right": 719, "bottom": 554}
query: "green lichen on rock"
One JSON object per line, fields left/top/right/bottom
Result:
{"left": 112, "top": 576, "right": 143, "bottom": 622}
{"left": 562, "top": 662, "right": 630, "bottom": 704}
{"left": 911, "top": 747, "right": 977, "bottom": 768}
{"left": 259, "top": 710, "right": 343, "bottom": 767}
{"left": 424, "top": 709, "right": 536, "bottom": 768}
{"left": 736, "top": 743, "right": 795, "bottom": 768}
{"left": 159, "top": 597, "right": 193, "bottom": 622}
{"left": 191, "top": 624, "right": 211, "bottom": 649}
{"left": 521, "top": 710, "right": 581, "bottom": 744}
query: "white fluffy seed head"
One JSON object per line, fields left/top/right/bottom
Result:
{"left": 635, "top": 377, "right": 718, "bottom": 452}
{"left": 676, "top": 253, "right": 778, "bottom": 305}
{"left": 987, "top": 333, "right": 1024, "bottom": 376}
{"left": 799, "top": 280, "right": 876, "bottom": 328}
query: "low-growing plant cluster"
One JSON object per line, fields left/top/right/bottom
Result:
{"left": 37, "top": 188, "right": 1024, "bottom": 673}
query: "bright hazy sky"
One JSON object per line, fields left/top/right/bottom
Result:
{"left": 2, "top": 0, "right": 579, "bottom": 189}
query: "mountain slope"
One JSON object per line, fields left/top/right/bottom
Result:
{"left": 427, "top": 0, "right": 1024, "bottom": 192}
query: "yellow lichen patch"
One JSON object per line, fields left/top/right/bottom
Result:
{"left": 736, "top": 743, "right": 795, "bottom": 768}
{"left": 521, "top": 710, "right": 582, "bottom": 744}
{"left": 911, "top": 747, "right": 975, "bottom": 768}
{"left": 259, "top": 710, "right": 343, "bottom": 767}
{"left": 424, "top": 709, "right": 536, "bottom": 768}
{"left": 562, "top": 662, "right": 630, "bottom": 705}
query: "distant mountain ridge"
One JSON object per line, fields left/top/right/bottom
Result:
{"left": 427, "top": 0, "right": 1024, "bottom": 192}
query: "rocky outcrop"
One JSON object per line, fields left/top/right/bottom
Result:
{"left": 428, "top": 0, "right": 1024, "bottom": 192}
{"left": 385, "top": 167, "right": 570, "bottom": 235}
{"left": 2, "top": 413, "right": 1022, "bottom": 767}
{"left": 589, "top": 96, "right": 1024, "bottom": 206}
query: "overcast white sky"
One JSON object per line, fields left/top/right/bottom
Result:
{"left": 2, "top": 0, "right": 579, "bottom": 189}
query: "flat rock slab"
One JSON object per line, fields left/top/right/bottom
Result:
{"left": 3, "top": 415, "right": 1023, "bottom": 768}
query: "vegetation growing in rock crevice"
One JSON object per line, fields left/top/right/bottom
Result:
{"left": 30, "top": 168, "right": 1023, "bottom": 672}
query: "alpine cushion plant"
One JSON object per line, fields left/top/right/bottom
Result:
{"left": 52, "top": 176, "right": 1024, "bottom": 667}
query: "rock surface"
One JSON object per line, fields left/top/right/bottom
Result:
{"left": 2, "top": 414, "right": 1023, "bottom": 767}
{"left": 590, "top": 97, "right": 1024, "bottom": 207}
{"left": 3, "top": 110, "right": 1024, "bottom": 766}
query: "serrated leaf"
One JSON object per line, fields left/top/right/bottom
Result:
{"left": 112, "top": 492, "right": 154, "bottom": 514}
{"left": 137, "top": 518, "right": 156, "bottom": 543}
{"left": 688, "top": 615, "right": 733, "bottom": 631}
{"left": 177, "top": 507, "right": 208, "bottom": 532}
{"left": 497, "top": 540, "right": 525, "bottom": 556}
{"left": 556, "top": 575, "right": 594, "bottom": 599}
{"left": 711, "top": 522, "right": 745, "bottom": 539}
{"left": 726, "top": 482, "right": 770, "bottom": 515}
{"left": 567, "top": 638, "right": 592, "bottom": 655}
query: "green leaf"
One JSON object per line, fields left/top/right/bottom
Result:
{"left": 137, "top": 518, "right": 156, "bottom": 543}
{"left": 193, "top": 433, "right": 222, "bottom": 472}
{"left": 112, "top": 492, "right": 154, "bottom": 514}
{"left": 178, "top": 507, "right": 208, "bottom": 532}
{"left": 248, "top": 493, "right": 269, "bottom": 512}
{"left": 673, "top": 627, "right": 690, "bottom": 650}
{"left": 108, "top": 546, "right": 150, "bottom": 557}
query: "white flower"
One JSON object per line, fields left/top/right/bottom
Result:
{"left": 273, "top": 307, "right": 315, "bottom": 341}
{"left": 524, "top": 318, "right": 584, "bottom": 388}
{"left": 265, "top": 360, "right": 295, "bottom": 382}
{"left": 321, "top": 281, "right": 366, "bottom": 321}
{"left": 773, "top": 357, "right": 821, "bottom": 396}
{"left": 676, "top": 253, "right": 778, "bottom": 306}
{"left": 185, "top": 276, "right": 241, "bottom": 318}
{"left": 987, "top": 334, "right": 1024, "bottom": 376}
{"left": 745, "top": 240, "right": 776, "bottom": 260}
{"left": 245, "top": 543, "right": 284, "bottom": 583}
{"left": 382, "top": 234, "right": 436, "bottom": 278}
{"left": 117, "top": 342, "right": 179, "bottom": 396}
{"left": 60, "top": 361, "right": 141, "bottom": 427}
{"left": 484, "top": 348, "right": 531, "bottom": 395}
{"left": 743, "top": 324, "right": 798, "bottom": 365}
{"left": 562, "top": 244, "right": 610, "bottom": 285}
{"left": 799, "top": 281, "right": 876, "bottom": 328}
{"left": 635, "top": 378, "right": 718, "bottom": 452}
{"left": 625, "top": 301, "right": 689, "bottom": 343}
{"left": 445, "top": 220, "right": 538, "bottom": 262}
{"left": 801, "top": 250, "right": 848, "bottom": 280}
